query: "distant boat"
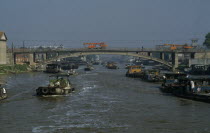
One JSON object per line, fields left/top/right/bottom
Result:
{"left": 0, "top": 83, "right": 7, "bottom": 100}
{"left": 84, "top": 64, "right": 94, "bottom": 71}
{"left": 44, "top": 63, "right": 61, "bottom": 73}
{"left": 106, "top": 62, "right": 119, "bottom": 69}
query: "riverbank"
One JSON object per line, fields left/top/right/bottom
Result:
{"left": 0, "top": 64, "right": 31, "bottom": 74}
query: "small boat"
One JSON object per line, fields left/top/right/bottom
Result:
{"left": 0, "top": 83, "right": 7, "bottom": 100}
{"left": 67, "top": 69, "right": 78, "bottom": 75}
{"left": 125, "top": 65, "right": 143, "bottom": 78}
{"left": 92, "top": 61, "right": 100, "bottom": 65}
{"left": 106, "top": 62, "right": 119, "bottom": 69}
{"left": 36, "top": 74, "right": 74, "bottom": 97}
{"left": 84, "top": 64, "right": 94, "bottom": 71}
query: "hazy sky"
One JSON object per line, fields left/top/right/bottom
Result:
{"left": 1, "top": 0, "right": 210, "bottom": 47}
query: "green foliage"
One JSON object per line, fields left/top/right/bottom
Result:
{"left": 0, "top": 64, "right": 29, "bottom": 74}
{"left": 203, "top": 33, "right": 210, "bottom": 48}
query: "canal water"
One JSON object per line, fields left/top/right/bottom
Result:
{"left": 1, "top": 65, "right": 210, "bottom": 133}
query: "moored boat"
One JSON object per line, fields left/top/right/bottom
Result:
{"left": 0, "top": 83, "right": 7, "bottom": 100}
{"left": 36, "top": 74, "right": 74, "bottom": 97}
{"left": 84, "top": 64, "right": 94, "bottom": 71}
{"left": 125, "top": 65, "right": 143, "bottom": 78}
{"left": 142, "top": 69, "right": 164, "bottom": 82}
{"left": 106, "top": 62, "right": 119, "bottom": 69}
{"left": 160, "top": 73, "right": 187, "bottom": 93}
{"left": 165, "top": 77, "right": 210, "bottom": 103}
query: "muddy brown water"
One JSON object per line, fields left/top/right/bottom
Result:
{"left": 0, "top": 65, "right": 210, "bottom": 133}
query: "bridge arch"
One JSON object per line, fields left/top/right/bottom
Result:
{"left": 44, "top": 51, "right": 173, "bottom": 68}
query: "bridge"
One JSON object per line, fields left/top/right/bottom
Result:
{"left": 11, "top": 47, "right": 209, "bottom": 71}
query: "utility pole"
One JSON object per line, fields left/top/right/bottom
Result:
{"left": 23, "top": 40, "right": 25, "bottom": 52}
{"left": 12, "top": 42, "right": 14, "bottom": 53}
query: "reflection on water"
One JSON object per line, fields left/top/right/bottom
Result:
{"left": 0, "top": 66, "right": 210, "bottom": 133}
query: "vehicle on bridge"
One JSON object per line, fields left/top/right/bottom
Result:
{"left": 36, "top": 74, "right": 74, "bottom": 97}
{"left": 83, "top": 42, "right": 107, "bottom": 49}
{"left": 163, "top": 44, "right": 194, "bottom": 50}
{"left": 0, "top": 83, "right": 7, "bottom": 100}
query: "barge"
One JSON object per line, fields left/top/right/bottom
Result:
{"left": 160, "top": 73, "right": 187, "bottom": 93}
{"left": 161, "top": 76, "right": 210, "bottom": 103}
{"left": 141, "top": 69, "right": 163, "bottom": 82}
{"left": 125, "top": 65, "right": 143, "bottom": 78}
{"left": 36, "top": 74, "right": 74, "bottom": 97}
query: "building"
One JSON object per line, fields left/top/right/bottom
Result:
{"left": 0, "top": 32, "right": 7, "bottom": 64}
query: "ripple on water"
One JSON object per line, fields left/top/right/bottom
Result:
{"left": 32, "top": 122, "right": 129, "bottom": 133}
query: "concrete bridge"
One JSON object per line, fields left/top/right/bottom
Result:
{"left": 44, "top": 51, "right": 173, "bottom": 68}
{"left": 12, "top": 47, "right": 208, "bottom": 70}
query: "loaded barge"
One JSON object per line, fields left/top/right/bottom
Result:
{"left": 36, "top": 74, "right": 74, "bottom": 97}
{"left": 125, "top": 65, "right": 143, "bottom": 78}
{"left": 161, "top": 75, "right": 210, "bottom": 103}
{"left": 141, "top": 69, "right": 164, "bottom": 82}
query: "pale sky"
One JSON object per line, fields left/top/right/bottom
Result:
{"left": 0, "top": 0, "right": 210, "bottom": 48}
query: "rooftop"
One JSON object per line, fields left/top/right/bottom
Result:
{"left": 0, "top": 32, "right": 7, "bottom": 41}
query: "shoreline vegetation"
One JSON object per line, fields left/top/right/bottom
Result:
{"left": 0, "top": 64, "right": 31, "bottom": 74}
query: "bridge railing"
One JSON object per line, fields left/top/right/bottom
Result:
{"left": 10, "top": 47, "right": 208, "bottom": 53}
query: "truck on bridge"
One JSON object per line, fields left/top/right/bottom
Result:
{"left": 83, "top": 42, "right": 107, "bottom": 49}
{"left": 163, "top": 44, "right": 194, "bottom": 50}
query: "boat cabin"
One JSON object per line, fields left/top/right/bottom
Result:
{"left": 45, "top": 63, "right": 61, "bottom": 73}
{"left": 127, "top": 65, "right": 142, "bottom": 74}
{"left": 176, "top": 77, "right": 210, "bottom": 93}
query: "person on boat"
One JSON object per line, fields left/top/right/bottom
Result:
{"left": 0, "top": 87, "right": 6, "bottom": 98}
{"left": 54, "top": 80, "right": 60, "bottom": 87}
{"left": 197, "top": 87, "right": 201, "bottom": 93}
{"left": 190, "top": 80, "right": 195, "bottom": 93}
{"left": 2, "top": 88, "right": 6, "bottom": 94}
{"left": 59, "top": 78, "right": 67, "bottom": 88}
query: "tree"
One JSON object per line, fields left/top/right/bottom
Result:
{"left": 203, "top": 33, "right": 210, "bottom": 48}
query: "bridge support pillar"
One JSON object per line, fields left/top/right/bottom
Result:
{"left": 56, "top": 52, "right": 59, "bottom": 57}
{"left": 29, "top": 53, "right": 35, "bottom": 65}
{"left": 13, "top": 53, "right": 16, "bottom": 64}
{"left": 172, "top": 52, "right": 178, "bottom": 70}
{"left": 160, "top": 52, "right": 164, "bottom": 60}
{"left": 42, "top": 53, "right": 47, "bottom": 61}
{"left": 148, "top": 52, "right": 152, "bottom": 57}
{"left": 33, "top": 53, "right": 36, "bottom": 63}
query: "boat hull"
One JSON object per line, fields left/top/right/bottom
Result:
{"left": 36, "top": 87, "right": 75, "bottom": 97}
